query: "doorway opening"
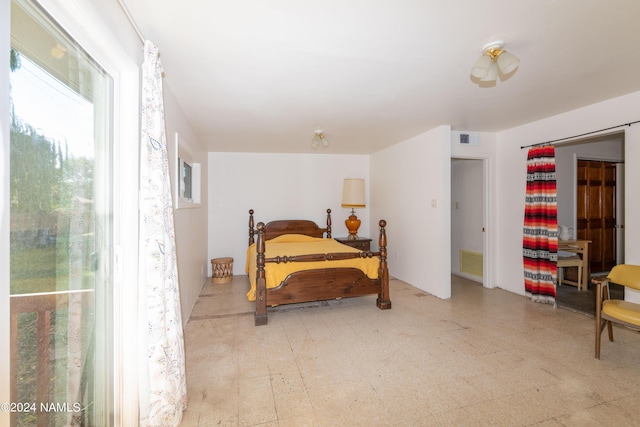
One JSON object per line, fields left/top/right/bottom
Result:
{"left": 451, "top": 157, "right": 490, "bottom": 289}
{"left": 555, "top": 132, "right": 625, "bottom": 314}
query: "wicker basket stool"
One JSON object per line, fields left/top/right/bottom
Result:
{"left": 210, "top": 257, "right": 234, "bottom": 284}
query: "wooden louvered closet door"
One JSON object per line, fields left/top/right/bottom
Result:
{"left": 576, "top": 160, "right": 617, "bottom": 274}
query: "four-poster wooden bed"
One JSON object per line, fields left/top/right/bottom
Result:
{"left": 247, "top": 209, "right": 391, "bottom": 325}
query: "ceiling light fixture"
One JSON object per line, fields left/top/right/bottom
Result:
{"left": 50, "top": 43, "right": 66, "bottom": 59}
{"left": 311, "top": 129, "right": 329, "bottom": 149}
{"left": 470, "top": 41, "right": 519, "bottom": 83}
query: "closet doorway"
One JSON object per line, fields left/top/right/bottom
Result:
{"left": 451, "top": 158, "right": 489, "bottom": 287}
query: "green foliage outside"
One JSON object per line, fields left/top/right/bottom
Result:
{"left": 10, "top": 47, "right": 96, "bottom": 426}
{"left": 9, "top": 47, "right": 95, "bottom": 295}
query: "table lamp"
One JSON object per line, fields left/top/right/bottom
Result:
{"left": 341, "top": 178, "right": 365, "bottom": 240}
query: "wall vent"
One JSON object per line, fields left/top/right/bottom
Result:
{"left": 460, "top": 250, "right": 483, "bottom": 277}
{"left": 459, "top": 133, "right": 479, "bottom": 145}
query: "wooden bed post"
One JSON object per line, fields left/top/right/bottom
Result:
{"left": 255, "top": 222, "right": 268, "bottom": 325}
{"left": 326, "top": 208, "right": 332, "bottom": 238}
{"left": 249, "top": 209, "right": 255, "bottom": 245}
{"left": 376, "top": 219, "right": 392, "bottom": 309}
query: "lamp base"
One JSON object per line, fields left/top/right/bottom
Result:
{"left": 345, "top": 210, "right": 361, "bottom": 240}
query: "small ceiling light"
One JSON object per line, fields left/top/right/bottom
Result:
{"left": 470, "top": 41, "right": 519, "bottom": 83}
{"left": 311, "top": 129, "right": 329, "bottom": 149}
{"left": 51, "top": 43, "right": 66, "bottom": 59}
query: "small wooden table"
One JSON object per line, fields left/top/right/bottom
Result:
{"left": 335, "top": 237, "right": 371, "bottom": 251}
{"left": 558, "top": 239, "right": 591, "bottom": 289}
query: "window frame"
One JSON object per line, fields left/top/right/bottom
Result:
{"left": 12, "top": 1, "right": 144, "bottom": 425}
{"left": 175, "top": 132, "right": 201, "bottom": 209}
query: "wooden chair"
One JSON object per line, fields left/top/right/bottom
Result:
{"left": 557, "top": 255, "right": 584, "bottom": 290}
{"left": 593, "top": 264, "right": 640, "bottom": 359}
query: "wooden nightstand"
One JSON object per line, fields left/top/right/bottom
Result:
{"left": 335, "top": 237, "right": 371, "bottom": 251}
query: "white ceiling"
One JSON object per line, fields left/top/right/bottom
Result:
{"left": 124, "top": 0, "right": 640, "bottom": 154}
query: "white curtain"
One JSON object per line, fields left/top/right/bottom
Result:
{"left": 63, "top": 197, "right": 88, "bottom": 426}
{"left": 138, "top": 40, "right": 187, "bottom": 426}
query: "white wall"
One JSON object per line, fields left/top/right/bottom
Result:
{"left": 208, "top": 152, "right": 369, "bottom": 275}
{"left": 370, "top": 126, "right": 451, "bottom": 299}
{"left": 626, "top": 125, "right": 640, "bottom": 263}
{"left": 163, "top": 87, "right": 209, "bottom": 324}
{"left": 495, "top": 91, "right": 640, "bottom": 300}
{"left": 624, "top": 125, "right": 640, "bottom": 302}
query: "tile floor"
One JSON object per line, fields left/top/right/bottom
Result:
{"left": 180, "top": 275, "right": 640, "bottom": 426}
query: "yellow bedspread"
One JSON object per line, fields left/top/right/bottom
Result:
{"left": 245, "top": 234, "right": 379, "bottom": 301}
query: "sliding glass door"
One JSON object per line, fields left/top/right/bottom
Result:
{"left": 10, "top": 0, "right": 113, "bottom": 424}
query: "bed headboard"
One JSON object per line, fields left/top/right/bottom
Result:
{"left": 248, "top": 209, "right": 332, "bottom": 245}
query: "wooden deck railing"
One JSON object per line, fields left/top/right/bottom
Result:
{"left": 10, "top": 289, "right": 94, "bottom": 427}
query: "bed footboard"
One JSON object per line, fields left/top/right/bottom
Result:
{"left": 255, "top": 219, "right": 391, "bottom": 325}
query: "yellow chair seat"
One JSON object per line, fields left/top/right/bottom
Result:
{"left": 602, "top": 300, "right": 640, "bottom": 327}
{"left": 594, "top": 264, "right": 640, "bottom": 359}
